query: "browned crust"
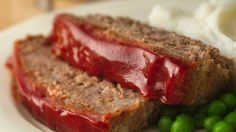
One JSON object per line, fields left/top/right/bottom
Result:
{"left": 183, "top": 59, "right": 232, "bottom": 104}
{"left": 12, "top": 35, "right": 161, "bottom": 131}
{"left": 66, "top": 14, "right": 232, "bottom": 64}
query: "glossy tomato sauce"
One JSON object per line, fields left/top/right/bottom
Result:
{"left": 50, "top": 14, "right": 192, "bottom": 104}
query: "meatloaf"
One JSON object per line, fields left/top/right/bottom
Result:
{"left": 8, "top": 36, "right": 161, "bottom": 132}
{"left": 50, "top": 14, "right": 233, "bottom": 105}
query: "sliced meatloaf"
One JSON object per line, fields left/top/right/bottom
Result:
{"left": 50, "top": 14, "right": 233, "bottom": 105}
{"left": 9, "top": 36, "right": 161, "bottom": 132}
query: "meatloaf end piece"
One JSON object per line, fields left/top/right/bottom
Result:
{"left": 9, "top": 36, "right": 161, "bottom": 132}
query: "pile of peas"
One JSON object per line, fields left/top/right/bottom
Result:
{"left": 157, "top": 88, "right": 236, "bottom": 132}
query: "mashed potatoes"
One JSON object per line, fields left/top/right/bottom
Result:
{"left": 149, "top": 0, "right": 236, "bottom": 84}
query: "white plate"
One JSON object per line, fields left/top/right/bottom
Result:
{"left": 0, "top": 0, "right": 203, "bottom": 131}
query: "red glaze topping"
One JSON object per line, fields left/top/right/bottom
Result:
{"left": 50, "top": 14, "right": 192, "bottom": 104}
{"left": 8, "top": 45, "right": 109, "bottom": 132}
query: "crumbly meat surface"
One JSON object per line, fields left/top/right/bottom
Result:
{"left": 15, "top": 36, "right": 161, "bottom": 132}
{"left": 74, "top": 14, "right": 231, "bottom": 65}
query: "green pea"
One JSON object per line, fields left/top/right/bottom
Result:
{"left": 170, "top": 120, "right": 192, "bottom": 132}
{"left": 203, "top": 116, "right": 221, "bottom": 131}
{"left": 158, "top": 116, "right": 173, "bottom": 132}
{"left": 220, "top": 93, "right": 236, "bottom": 110}
{"left": 208, "top": 100, "right": 226, "bottom": 116}
{"left": 212, "top": 121, "right": 234, "bottom": 132}
{"left": 176, "top": 114, "right": 194, "bottom": 129}
{"left": 193, "top": 113, "right": 206, "bottom": 129}
{"left": 160, "top": 106, "right": 178, "bottom": 119}
{"left": 225, "top": 111, "right": 236, "bottom": 130}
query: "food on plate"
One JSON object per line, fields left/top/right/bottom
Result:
{"left": 204, "top": 116, "right": 221, "bottom": 131}
{"left": 158, "top": 116, "right": 173, "bottom": 132}
{"left": 170, "top": 114, "right": 194, "bottom": 132}
{"left": 156, "top": 90, "right": 236, "bottom": 132}
{"left": 148, "top": 1, "right": 236, "bottom": 130}
{"left": 212, "top": 120, "right": 234, "bottom": 132}
{"left": 148, "top": 0, "right": 236, "bottom": 86}
{"left": 7, "top": 13, "right": 234, "bottom": 132}
{"left": 8, "top": 36, "right": 161, "bottom": 132}
{"left": 50, "top": 14, "right": 232, "bottom": 105}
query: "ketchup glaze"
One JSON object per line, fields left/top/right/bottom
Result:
{"left": 50, "top": 14, "right": 192, "bottom": 104}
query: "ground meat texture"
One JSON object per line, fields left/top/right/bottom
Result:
{"left": 9, "top": 36, "right": 161, "bottom": 132}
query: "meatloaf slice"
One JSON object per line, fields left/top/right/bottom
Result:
{"left": 9, "top": 36, "right": 161, "bottom": 132}
{"left": 50, "top": 14, "right": 233, "bottom": 105}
